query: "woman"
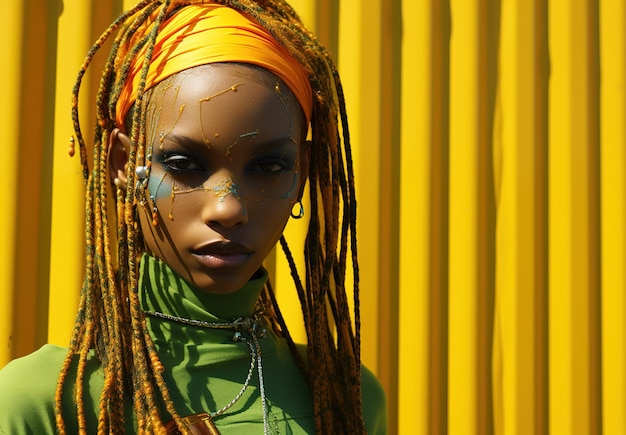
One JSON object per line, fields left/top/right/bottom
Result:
{"left": 0, "top": 1, "right": 386, "bottom": 433}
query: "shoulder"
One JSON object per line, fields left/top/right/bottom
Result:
{"left": 0, "top": 344, "right": 67, "bottom": 398}
{"left": 292, "top": 343, "right": 387, "bottom": 433}
{"left": 0, "top": 344, "right": 68, "bottom": 434}
{"left": 361, "top": 364, "right": 388, "bottom": 435}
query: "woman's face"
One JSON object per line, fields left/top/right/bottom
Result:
{"left": 137, "top": 63, "right": 308, "bottom": 294}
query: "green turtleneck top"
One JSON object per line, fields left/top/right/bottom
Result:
{"left": 0, "top": 255, "right": 387, "bottom": 434}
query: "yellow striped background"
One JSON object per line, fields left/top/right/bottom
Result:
{"left": 1, "top": 1, "right": 624, "bottom": 434}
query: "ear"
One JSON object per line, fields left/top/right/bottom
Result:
{"left": 297, "top": 140, "right": 311, "bottom": 200}
{"left": 108, "top": 128, "right": 131, "bottom": 187}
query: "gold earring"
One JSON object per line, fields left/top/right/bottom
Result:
{"left": 113, "top": 177, "right": 126, "bottom": 190}
{"left": 152, "top": 205, "right": 159, "bottom": 227}
{"left": 290, "top": 201, "right": 304, "bottom": 219}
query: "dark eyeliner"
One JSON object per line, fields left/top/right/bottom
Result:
{"left": 158, "top": 151, "right": 207, "bottom": 173}
{"left": 248, "top": 155, "right": 295, "bottom": 173}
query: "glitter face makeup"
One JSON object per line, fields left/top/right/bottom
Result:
{"left": 211, "top": 178, "right": 239, "bottom": 202}
{"left": 136, "top": 63, "right": 308, "bottom": 294}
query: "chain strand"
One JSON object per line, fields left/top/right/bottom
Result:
{"left": 143, "top": 310, "right": 271, "bottom": 433}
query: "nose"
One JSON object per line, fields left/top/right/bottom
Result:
{"left": 202, "top": 177, "right": 248, "bottom": 228}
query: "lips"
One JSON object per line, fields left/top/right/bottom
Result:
{"left": 191, "top": 240, "right": 253, "bottom": 270}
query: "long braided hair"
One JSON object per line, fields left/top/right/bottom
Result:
{"left": 55, "top": 0, "right": 363, "bottom": 433}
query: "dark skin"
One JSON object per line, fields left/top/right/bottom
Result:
{"left": 109, "top": 63, "right": 310, "bottom": 294}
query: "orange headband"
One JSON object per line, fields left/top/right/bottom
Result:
{"left": 115, "top": 4, "right": 313, "bottom": 128}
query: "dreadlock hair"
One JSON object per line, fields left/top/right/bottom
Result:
{"left": 55, "top": 0, "right": 364, "bottom": 433}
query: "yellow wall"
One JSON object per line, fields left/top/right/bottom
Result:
{"left": 2, "top": 1, "right": 625, "bottom": 434}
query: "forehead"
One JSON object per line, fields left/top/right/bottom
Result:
{"left": 146, "top": 63, "right": 306, "bottom": 134}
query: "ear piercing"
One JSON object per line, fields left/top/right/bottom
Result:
{"left": 152, "top": 205, "right": 159, "bottom": 227}
{"left": 290, "top": 200, "right": 304, "bottom": 219}
{"left": 135, "top": 162, "right": 161, "bottom": 227}
{"left": 136, "top": 165, "right": 149, "bottom": 179}
{"left": 113, "top": 177, "right": 126, "bottom": 190}
{"left": 135, "top": 165, "right": 150, "bottom": 206}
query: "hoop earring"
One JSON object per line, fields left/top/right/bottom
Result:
{"left": 290, "top": 201, "right": 304, "bottom": 219}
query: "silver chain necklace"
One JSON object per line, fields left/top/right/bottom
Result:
{"left": 144, "top": 310, "right": 271, "bottom": 435}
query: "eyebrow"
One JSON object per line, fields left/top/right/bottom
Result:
{"left": 162, "top": 133, "right": 299, "bottom": 152}
{"left": 161, "top": 133, "right": 207, "bottom": 151}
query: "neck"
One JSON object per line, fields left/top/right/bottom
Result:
{"left": 139, "top": 254, "right": 268, "bottom": 321}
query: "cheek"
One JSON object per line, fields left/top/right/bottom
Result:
{"left": 145, "top": 172, "right": 174, "bottom": 221}
{"left": 144, "top": 171, "right": 188, "bottom": 225}
{"left": 136, "top": 200, "right": 161, "bottom": 254}
{"left": 247, "top": 195, "right": 293, "bottom": 233}
{"left": 147, "top": 171, "right": 172, "bottom": 201}
{"left": 236, "top": 170, "right": 302, "bottom": 205}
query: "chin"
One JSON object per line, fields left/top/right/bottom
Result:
{"left": 189, "top": 270, "right": 254, "bottom": 294}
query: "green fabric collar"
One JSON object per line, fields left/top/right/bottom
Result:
{"left": 139, "top": 254, "right": 268, "bottom": 321}
{"left": 137, "top": 254, "right": 279, "bottom": 387}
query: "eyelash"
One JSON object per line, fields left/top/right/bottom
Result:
{"left": 160, "top": 154, "right": 205, "bottom": 173}
{"left": 250, "top": 158, "right": 294, "bottom": 174}
{"left": 158, "top": 153, "right": 294, "bottom": 175}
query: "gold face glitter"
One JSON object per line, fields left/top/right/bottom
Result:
{"left": 212, "top": 178, "right": 239, "bottom": 202}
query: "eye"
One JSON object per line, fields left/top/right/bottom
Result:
{"left": 251, "top": 158, "right": 294, "bottom": 174}
{"left": 160, "top": 153, "right": 205, "bottom": 173}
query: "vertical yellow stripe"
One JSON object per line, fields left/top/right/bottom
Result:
{"left": 13, "top": 0, "right": 57, "bottom": 359}
{"left": 448, "top": 0, "right": 493, "bottom": 433}
{"left": 399, "top": 0, "right": 449, "bottom": 433}
{"left": 377, "top": 0, "right": 402, "bottom": 431}
{"left": 47, "top": 0, "right": 93, "bottom": 346}
{"left": 448, "top": 0, "right": 480, "bottom": 428}
{"left": 600, "top": 0, "right": 626, "bottom": 433}
{"left": 398, "top": 0, "right": 430, "bottom": 432}
{"left": 548, "top": 1, "right": 601, "bottom": 434}
{"left": 0, "top": 1, "right": 23, "bottom": 367}
{"left": 497, "top": 0, "right": 535, "bottom": 431}
{"left": 495, "top": 1, "right": 548, "bottom": 434}
{"left": 337, "top": 0, "right": 382, "bottom": 373}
